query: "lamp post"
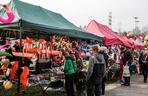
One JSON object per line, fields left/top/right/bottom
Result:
{"left": 108, "top": 12, "right": 112, "bottom": 29}
{"left": 134, "top": 17, "right": 140, "bottom": 33}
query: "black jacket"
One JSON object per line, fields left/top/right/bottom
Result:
{"left": 143, "top": 55, "right": 148, "bottom": 70}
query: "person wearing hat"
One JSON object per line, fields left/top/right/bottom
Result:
{"left": 99, "top": 46, "right": 109, "bottom": 96}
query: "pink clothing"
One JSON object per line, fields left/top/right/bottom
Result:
{"left": 119, "top": 53, "right": 124, "bottom": 80}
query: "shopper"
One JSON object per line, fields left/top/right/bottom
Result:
{"left": 99, "top": 47, "right": 109, "bottom": 96}
{"left": 75, "top": 64, "right": 87, "bottom": 96}
{"left": 142, "top": 51, "right": 148, "bottom": 83}
{"left": 87, "top": 45, "right": 105, "bottom": 96}
{"left": 119, "top": 48, "right": 125, "bottom": 82}
{"left": 64, "top": 52, "right": 76, "bottom": 96}
{"left": 122, "top": 62, "right": 131, "bottom": 86}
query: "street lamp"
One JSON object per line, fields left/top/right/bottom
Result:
{"left": 108, "top": 12, "right": 112, "bottom": 29}
{"left": 134, "top": 17, "right": 140, "bottom": 33}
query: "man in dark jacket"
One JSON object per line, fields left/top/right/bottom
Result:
{"left": 99, "top": 47, "right": 109, "bottom": 95}
{"left": 123, "top": 48, "right": 133, "bottom": 66}
{"left": 87, "top": 46, "right": 105, "bottom": 96}
{"left": 142, "top": 52, "right": 148, "bottom": 83}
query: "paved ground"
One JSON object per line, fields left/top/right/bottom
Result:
{"left": 105, "top": 74, "right": 148, "bottom": 96}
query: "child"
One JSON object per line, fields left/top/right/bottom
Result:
{"left": 122, "top": 62, "right": 130, "bottom": 86}
{"left": 75, "top": 64, "right": 87, "bottom": 96}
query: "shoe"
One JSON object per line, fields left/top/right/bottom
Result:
{"left": 121, "top": 83, "right": 126, "bottom": 86}
{"left": 121, "top": 82, "right": 124, "bottom": 85}
{"left": 125, "top": 83, "right": 130, "bottom": 86}
{"left": 120, "top": 80, "right": 124, "bottom": 83}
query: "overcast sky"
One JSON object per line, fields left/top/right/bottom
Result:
{"left": 1, "top": 0, "right": 148, "bottom": 32}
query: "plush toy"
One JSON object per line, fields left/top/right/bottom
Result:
{"left": 0, "top": 4, "right": 15, "bottom": 24}
{"left": 3, "top": 80, "right": 13, "bottom": 90}
{"left": 9, "top": 61, "right": 19, "bottom": 80}
{"left": 20, "top": 66, "right": 29, "bottom": 89}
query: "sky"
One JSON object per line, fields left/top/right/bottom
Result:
{"left": 1, "top": 0, "right": 148, "bottom": 32}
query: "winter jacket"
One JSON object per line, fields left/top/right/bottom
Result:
{"left": 143, "top": 55, "right": 148, "bottom": 70}
{"left": 64, "top": 56, "right": 76, "bottom": 75}
{"left": 87, "top": 53, "right": 105, "bottom": 84}
{"left": 123, "top": 50, "right": 133, "bottom": 66}
{"left": 123, "top": 64, "right": 130, "bottom": 77}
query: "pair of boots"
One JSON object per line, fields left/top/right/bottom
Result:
{"left": 121, "top": 77, "right": 130, "bottom": 86}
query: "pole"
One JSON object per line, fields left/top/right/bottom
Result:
{"left": 134, "top": 17, "right": 139, "bottom": 33}
{"left": 108, "top": 12, "right": 112, "bottom": 29}
{"left": 17, "top": 19, "right": 22, "bottom": 96}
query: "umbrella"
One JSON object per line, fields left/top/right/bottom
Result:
{"left": 0, "top": 51, "right": 13, "bottom": 57}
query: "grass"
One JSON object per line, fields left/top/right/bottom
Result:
{"left": 0, "top": 79, "right": 119, "bottom": 96}
{"left": 0, "top": 84, "right": 66, "bottom": 96}
{"left": 106, "top": 77, "right": 119, "bottom": 84}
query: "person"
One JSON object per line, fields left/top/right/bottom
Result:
{"left": 87, "top": 45, "right": 105, "bottom": 96}
{"left": 142, "top": 51, "right": 148, "bottom": 83}
{"left": 64, "top": 52, "right": 76, "bottom": 96}
{"left": 139, "top": 52, "right": 144, "bottom": 74}
{"left": 99, "top": 46, "right": 109, "bottom": 96}
{"left": 122, "top": 61, "right": 131, "bottom": 86}
{"left": 13, "top": 41, "right": 21, "bottom": 52}
{"left": 119, "top": 48, "right": 125, "bottom": 82}
{"left": 75, "top": 64, "right": 87, "bottom": 96}
{"left": 123, "top": 48, "right": 133, "bottom": 65}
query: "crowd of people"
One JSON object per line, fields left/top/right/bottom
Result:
{"left": 64, "top": 44, "right": 148, "bottom": 96}
{"left": 0, "top": 35, "right": 147, "bottom": 96}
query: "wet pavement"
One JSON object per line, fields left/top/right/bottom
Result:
{"left": 106, "top": 74, "right": 148, "bottom": 96}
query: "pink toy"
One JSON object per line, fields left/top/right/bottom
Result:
{"left": 0, "top": 4, "right": 15, "bottom": 24}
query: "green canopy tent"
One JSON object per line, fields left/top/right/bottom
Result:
{"left": 0, "top": 0, "right": 102, "bottom": 42}
{"left": 0, "top": 0, "right": 103, "bottom": 94}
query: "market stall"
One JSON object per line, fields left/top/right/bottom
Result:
{"left": 0, "top": 0, "right": 103, "bottom": 42}
{"left": 0, "top": 0, "right": 104, "bottom": 95}
{"left": 86, "top": 20, "right": 131, "bottom": 47}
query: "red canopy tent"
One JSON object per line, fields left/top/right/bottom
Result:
{"left": 129, "top": 38, "right": 144, "bottom": 49}
{"left": 86, "top": 20, "right": 131, "bottom": 47}
{"left": 121, "top": 36, "right": 134, "bottom": 48}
